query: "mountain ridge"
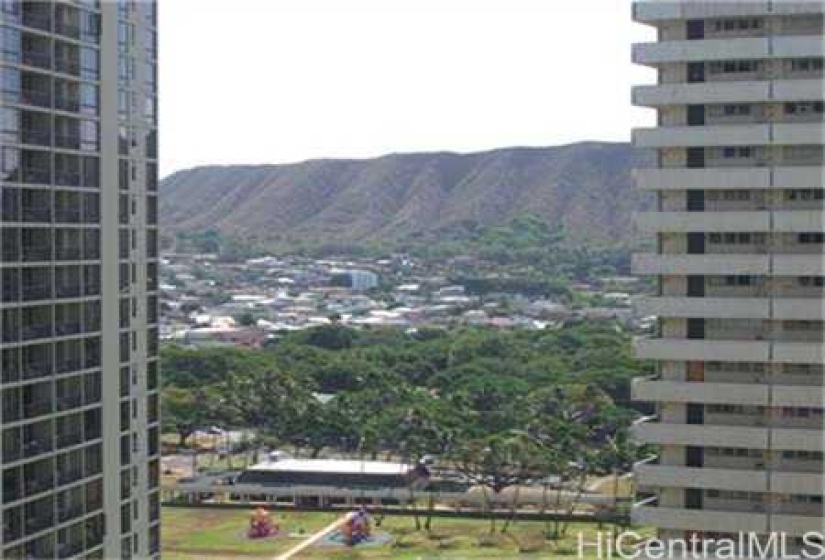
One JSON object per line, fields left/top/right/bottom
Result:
{"left": 160, "top": 141, "right": 649, "bottom": 250}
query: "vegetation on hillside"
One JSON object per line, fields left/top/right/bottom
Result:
{"left": 160, "top": 143, "right": 649, "bottom": 252}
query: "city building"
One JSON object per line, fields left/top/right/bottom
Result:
{"left": 344, "top": 269, "right": 378, "bottom": 292}
{"left": 0, "top": 1, "right": 159, "bottom": 558}
{"left": 631, "top": 0, "right": 824, "bottom": 552}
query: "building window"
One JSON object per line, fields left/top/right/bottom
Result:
{"left": 790, "top": 58, "right": 824, "bottom": 72}
{"left": 713, "top": 18, "right": 762, "bottom": 32}
{"left": 799, "top": 232, "right": 825, "bottom": 244}
{"left": 80, "top": 47, "right": 99, "bottom": 80}
{"left": 798, "top": 276, "right": 825, "bottom": 287}
{"left": 785, "top": 101, "right": 824, "bottom": 115}
{"left": 1, "top": 25, "right": 21, "bottom": 62}
{"left": 721, "top": 146, "right": 753, "bottom": 159}
{"left": 709, "top": 60, "right": 758, "bottom": 74}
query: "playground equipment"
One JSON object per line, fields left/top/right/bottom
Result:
{"left": 247, "top": 506, "right": 278, "bottom": 539}
{"left": 340, "top": 506, "right": 372, "bottom": 546}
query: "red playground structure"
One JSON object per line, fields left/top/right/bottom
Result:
{"left": 247, "top": 506, "right": 279, "bottom": 539}
{"left": 341, "top": 506, "right": 372, "bottom": 546}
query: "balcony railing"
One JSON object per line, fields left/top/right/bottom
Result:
{"left": 55, "top": 322, "right": 81, "bottom": 336}
{"left": 55, "top": 359, "right": 82, "bottom": 375}
{"left": 24, "top": 513, "right": 54, "bottom": 535}
{"left": 22, "top": 284, "right": 51, "bottom": 301}
{"left": 56, "top": 247, "right": 82, "bottom": 261}
{"left": 22, "top": 437, "right": 53, "bottom": 459}
{"left": 84, "top": 283, "right": 100, "bottom": 296}
{"left": 54, "top": 58, "right": 80, "bottom": 76}
{"left": 21, "top": 127, "right": 51, "bottom": 147}
{"left": 23, "top": 475, "right": 53, "bottom": 497}
{"left": 56, "top": 470, "right": 83, "bottom": 487}
{"left": 55, "top": 171, "right": 81, "bottom": 187}
{"left": 22, "top": 361, "right": 52, "bottom": 379}
{"left": 21, "top": 10, "right": 51, "bottom": 33}
{"left": 22, "top": 398, "right": 53, "bottom": 418}
{"left": 55, "top": 96, "right": 80, "bottom": 113}
{"left": 22, "top": 167, "right": 51, "bottom": 185}
{"left": 21, "top": 50, "right": 51, "bottom": 71}
{"left": 55, "top": 21, "right": 80, "bottom": 39}
{"left": 55, "top": 430, "right": 83, "bottom": 449}
{"left": 21, "top": 324, "right": 52, "bottom": 341}
{"left": 22, "top": 206, "right": 52, "bottom": 222}
{"left": 56, "top": 504, "right": 84, "bottom": 523}
{"left": 55, "top": 209, "right": 82, "bottom": 223}
{"left": 20, "top": 88, "right": 51, "bottom": 110}
{"left": 55, "top": 283, "right": 82, "bottom": 298}
{"left": 55, "top": 134, "right": 80, "bottom": 150}
{"left": 56, "top": 392, "right": 83, "bottom": 411}
{"left": 22, "top": 246, "right": 51, "bottom": 262}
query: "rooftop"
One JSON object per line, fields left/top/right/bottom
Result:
{"left": 246, "top": 458, "right": 410, "bottom": 475}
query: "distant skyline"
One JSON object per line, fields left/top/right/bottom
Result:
{"left": 160, "top": 0, "right": 654, "bottom": 176}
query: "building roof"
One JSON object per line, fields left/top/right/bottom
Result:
{"left": 246, "top": 458, "right": 410, "bottom": 475}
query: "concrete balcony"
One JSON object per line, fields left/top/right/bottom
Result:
{"left": 635, "top": 211, "right": 771, "bottom": 233}
{"left": 635, "top": 338, "right": 771, "bottom": 362}
{"left": 634, "top": 166, "right": 823, "bottom": 190}
{"left": 633, "top": 35, "right": 824, "bottom": 65}
{"left": 773, "top": 514, "right": 825, "bottom": 535}
{"left": 634, "top": 167, "right": 772, "bottom": 190}
{"left": 632, "top": 505, "right": 768, "bottom": 533}
{"left": 774, "top": 166, "right": 825, "bottom": 190}
{"left": 632, "top": 253, "right": 770, "bottom": 275}
{"left": 632, "top": 378, "right": 769, "bottom": 405}
{"left": 773, "top": 298, "right": 825, "bottom": 321}
{"left": 636, "top": 337, "right": 822, "bottom": 365}
{"left": 773, "top": 35, "right": 825, "bottom": 58}
{"left": 635, "top": 463, "right": 769, "bottom": 492}
{"left": 632, "top": 79, "right": 824, "bottom": 107}
{"left": 633, "top": 81, "right": 769, "bottom": 106}
{"left": 772, "top": 210, "right": 825, "bottom": 232}
{"left": 771, "top": 472, "right": 825, "bottom": 496}
{"left": 633, "top": 38, "right": 769, "bottom": 65}
{"left": 631, "top": 420, "right": 770, "bottom": 449}
{"left": 773, "top": 122, "right": 825, "bottom": 145}
{"left": 633, "top": 1, "right": 825, "bottom": 23}
{"left": 635, "top": 211, "right": 823, "bottom": 233}
{"left": 772, "top": 342, "right": 825, "bottom": 364}
{"left": 774, "top": 79, "right": 825, "bottom": 103}
{"left": 773, "top": 384, "right": 825, "bottom": 408}
{"left": 770, "top": 428, "right": 824, "bottom": 452}
{"left": 633, "top": 377, "right": 824, "bottom": 407}
{"left": 633, "top": 124, "right": 770, "bottom": 148}
{"left": 636, "top": 296, "right": 770, "bottom": 319}
{"left": 772, "top": 254, "right": 825, "bottom": 276}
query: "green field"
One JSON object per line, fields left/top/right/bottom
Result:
{"left": 162, "top": 506, "right": 650, "bottom": 559}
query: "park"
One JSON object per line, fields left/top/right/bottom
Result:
{"left": 162, "top": 506, "right": 651, "bottom": 559}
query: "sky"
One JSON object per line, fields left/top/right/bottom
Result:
{"left": 159, "top": 0, "right": 656, "bottom": 176}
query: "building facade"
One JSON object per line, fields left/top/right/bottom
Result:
{"left": 0, "top": 1, "right": 159, "bottom": 558}
{"left": 630, "top": 1, "right": 824, "bottom": 552}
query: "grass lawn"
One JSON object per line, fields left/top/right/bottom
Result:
{"left": 162, "top": 506, "right": 652, "bottom": 559}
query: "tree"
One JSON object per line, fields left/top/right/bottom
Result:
{"left": 218, "top": 366, "right": 316, "bottom": 448}
{"left": 522, "top": 384, "right": 630, "bottom": 539}
{"left": 451, "top": 433, "right": 539, "bottom": 533}
{"left": 237, "top": 312, "right": 256, "bottom": 327}
{"left": 161, "top": 387, "right": 205, "bottom": 447}
{"left": 161, "top": 384, "right": 232, "bottom": 453}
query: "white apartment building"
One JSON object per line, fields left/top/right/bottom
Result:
{"left": 631, "top": 0, "right": 824, "bottom": 554}
{"left": 0, "top": 1, "right": 159, "bottom": 558}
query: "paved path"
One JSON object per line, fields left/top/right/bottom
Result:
{"left": 272, "top": 513, "right": 351, "bottom": 560}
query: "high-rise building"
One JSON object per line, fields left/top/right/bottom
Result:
{"left": 0, "top": 1, "right": 159, "bottom": 558}
{"left": 630, "top": 1, "right": 824, "bottom": 552}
